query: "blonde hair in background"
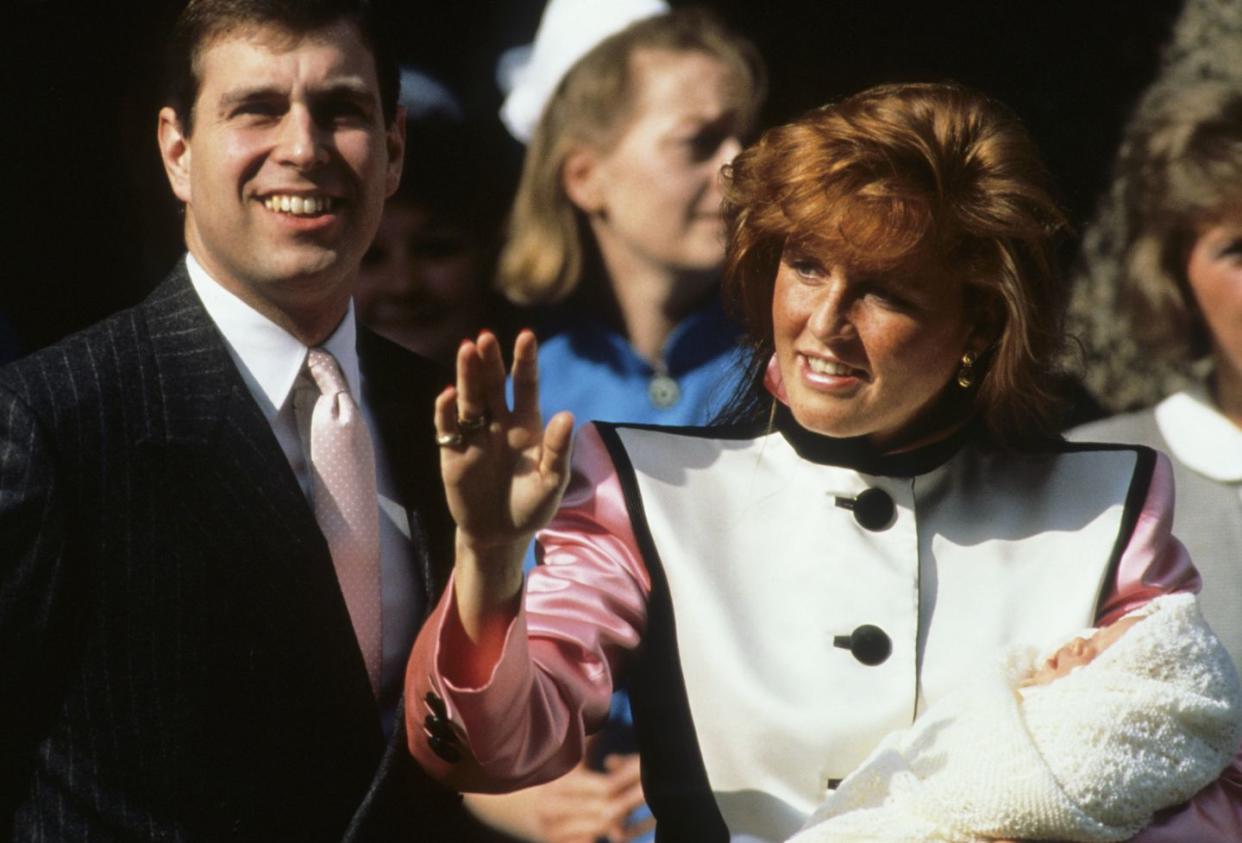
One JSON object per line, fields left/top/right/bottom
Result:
{"left": 496, "top": 7, "right": 765, "bottom": 306}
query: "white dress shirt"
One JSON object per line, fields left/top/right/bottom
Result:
{"left": 186, "top": 254, "right": 420, "bottom": 736}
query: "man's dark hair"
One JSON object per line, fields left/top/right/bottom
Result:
{"left": 163, "top": 0, "right": 400, "bottom": 136}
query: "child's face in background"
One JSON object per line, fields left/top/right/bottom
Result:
{"left": 1022, "top": 614, "right": 1143, "bottom": 687}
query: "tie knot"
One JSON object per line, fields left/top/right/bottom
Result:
{"left": 306, "top": 348, "right": 349, "bottom": 398}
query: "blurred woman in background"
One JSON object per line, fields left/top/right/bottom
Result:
{"left": 1070, "top": 80, "right": 1242, "bottom": 672}
{"left": 497, "top": 0, "right": 766, "bottom": 429}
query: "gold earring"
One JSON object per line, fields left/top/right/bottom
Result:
{"left": 956, "top": 351, "right": 977, "bottom": 389}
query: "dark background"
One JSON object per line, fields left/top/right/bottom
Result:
{"left": 5, "top": 0, "right": 1183, "bottom": 357}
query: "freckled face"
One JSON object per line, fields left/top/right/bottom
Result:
{"left": 1186, "top": 214, "right": 1242, "bottom": 385}
{"left": 163, "top": 21, "right": 403, "bottom": 318}
{"left": 771, "top": 245, "right": 975, "bottom": 447}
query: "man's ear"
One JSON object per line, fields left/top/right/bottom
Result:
{"left": 158, "top": 107, "right": 193, "bottom": 204}
{"left": 562, "top": 147, "right": 605, "bottom": 214}
{"left": 384, "top": 106, "right": 406, "bottom": 198}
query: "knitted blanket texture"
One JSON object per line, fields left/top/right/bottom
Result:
{"left": 788, "top": 594, "right": 1242, "bottom": 843}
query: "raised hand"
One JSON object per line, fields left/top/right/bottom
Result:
{"left": 435, "top": 329, "right": 574, "bottom": 552}
{"left": 433, "top": 330, "right": 573, "bottom": 662}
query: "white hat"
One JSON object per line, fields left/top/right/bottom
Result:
{"left": 499, "top": 0, "right": 670, "bottom": 143}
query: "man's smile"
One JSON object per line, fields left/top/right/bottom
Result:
{"left": 261, "top": 193, "right": 337, "bottom": 216}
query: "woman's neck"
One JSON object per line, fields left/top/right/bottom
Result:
{"left": 873, "top": 414, "right": 972, "bottom": 456}
{"left": 866, "top": 383, "right": 979, "bottom": 455}
{"left": 593, "top": 239, "right": 718, "bottom": 366}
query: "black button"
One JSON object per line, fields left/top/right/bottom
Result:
{"left": 826, "top": 778, "right": 842, "bottom": 790}
{"left": 428, "top": 733, "right": 462, "bottom": 763}
{"left": 833, "top": 624, "right": 892, "bottom": 666}
{"left": 424, "top": 690, "right": 448, "bottom": 719}
{"left": 424, "top": 714, "right": 458, "bottom": 745}
{"left": 834, "top": 488, "right": 895, "bottom": 531}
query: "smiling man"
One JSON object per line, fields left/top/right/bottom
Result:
{"left": 0, "top": 1, "right": 482, "bottom": 839}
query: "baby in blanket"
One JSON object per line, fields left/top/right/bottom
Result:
{"left": 788, "top": 593, "right": 1242, "bottom": 843}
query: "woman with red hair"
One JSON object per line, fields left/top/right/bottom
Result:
{"left": 408, "top": 83, "right": 1240, "bottom": 842}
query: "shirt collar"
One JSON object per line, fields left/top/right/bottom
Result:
{"left": 1154, "top": 383, "right": 1242, "bottom": 482}
{"left": 552, "top": 296, "right": 739, "bottom": 376}
{"left": 185, "top": 253, "right": 361, "bottom": 421}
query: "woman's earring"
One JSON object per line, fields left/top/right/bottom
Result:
{"left": 956, "top": 351, "right": 977, "bottom": 389}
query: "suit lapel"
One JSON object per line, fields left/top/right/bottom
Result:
{"left": 141, "top": 266, "right": 382, "bottom": 726}
{"left": 138, "top": 284, "right": 460, "bottom": 817}
{"left": 142, "top": 266, "right": 323, "bottom": 561}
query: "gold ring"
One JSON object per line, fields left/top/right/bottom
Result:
{"left": 457, "top": 412, "right": 489, "bottom": 432}
{"left": 435, "top": 432, "right": 464, "bottom": 448}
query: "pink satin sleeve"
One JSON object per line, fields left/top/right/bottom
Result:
{"left": 1095, "top": 451, "right": 1200, "bottom": 625}
{"left": 405, "top": 423, "right": 650, "bottom": 791}
{"left": 1092, "top": 451, "right": 1241, "bottom": 842}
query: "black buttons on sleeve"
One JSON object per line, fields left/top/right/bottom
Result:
{"left": 427, "top": 733, "right": 462, "bottom": 764}
{"left": 424, "top": 713, "right": 456, "bottom": 743}
{"left": 834, "top": 487, "right": 895, "bottom": 531}
{"left": 422, "top": 690, "right": 463, "bottom": 763}
{"left": 424, "top": 690, "right": 448, "bottom": 719}
{"left": 833, "top": 624, "right": 892, "bottom": 666}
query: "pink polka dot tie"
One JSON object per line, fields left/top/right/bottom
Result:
{"left": 305, "top": 348, "right": 382, "bottom": 698}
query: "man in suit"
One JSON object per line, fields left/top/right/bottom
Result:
{"left": 0, "top": 0, "right": 485, "bottom": 838}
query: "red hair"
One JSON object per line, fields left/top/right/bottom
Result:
{"left": 721, "top": 82, "right": 1069, "bottom": 445}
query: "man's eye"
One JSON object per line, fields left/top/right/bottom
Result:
{"left": 235, "top": 101, "right": 283, "bottom": 118}
{"left": 316, "top": 101, "right": 371, "bottom": 125}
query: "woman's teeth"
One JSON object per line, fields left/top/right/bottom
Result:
{"left": 806, "top": 356, "right": 856, "bottom": 377}
{"left": 263, "top": 195, "right": 334, "bottom": 216}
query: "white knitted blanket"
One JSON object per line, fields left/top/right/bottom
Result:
{"left": 788, "top": 593, "right": 1242, "bottom": 843}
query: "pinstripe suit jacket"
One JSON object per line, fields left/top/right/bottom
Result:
{"left": 0, "top": 266, "right": 477, "bottom": 841}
